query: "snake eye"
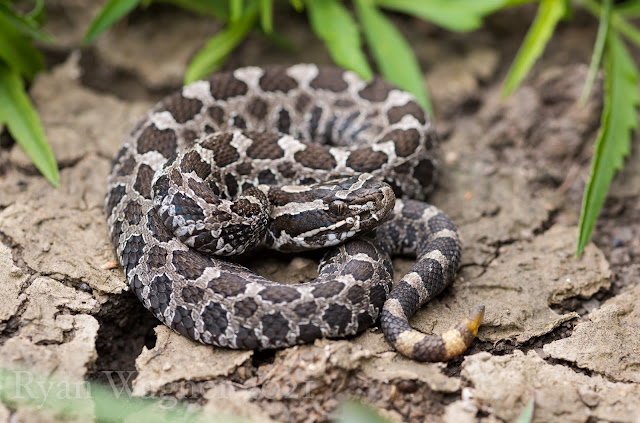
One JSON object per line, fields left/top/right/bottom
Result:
{"left": 329, "top": 200, "right": 347, "bottom": 215}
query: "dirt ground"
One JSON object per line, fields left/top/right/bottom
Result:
{"left": 1, "top": 2, "right": 639, "bottom": 422}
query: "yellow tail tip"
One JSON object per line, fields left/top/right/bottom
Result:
{"left": 467, "top": 305, "right": 485, "bottom": 333}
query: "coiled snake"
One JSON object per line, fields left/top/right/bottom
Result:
{"left": 106, "top": 64, "right": 483, "bottom": 361}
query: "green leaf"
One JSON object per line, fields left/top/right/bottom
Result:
{"left": 374, "top": 0, "right": 508, "bottom": 32}
{"left": 0, "top": 2, "right": 54, "bottom": 42}
{"left": 514, "top": 393, "right": 536, "bottom": 423}
{"left": 579, "top": 0, "right": 640, "bottom": 48}
{"left": 335, "top": 401, "right": 391, "bottom": 423}
{"left": 0, "top": 63, "right": 58, "bottom": 187}
{"left": 355, "top": 0, "right": 432, "bottom": 115}
{"left": 0, "top": 367, "right": 242, "bottom": 422}
{"left": 614, "top": 0, "right": 640, "bottom": 17}
{"left": 184, "top": 2, "right": 258, "bottom": 83}
{"left": 504, "top": 0, "right": 537, "bottom": 6}
{"left": 157, "top": 0, "right": 229, "bottom": 20}
{"left": 290, "top": 0, "right": 304, "bottom": 12}
{"left": 83, "top": 0, "right": 141, "bottom": 44}
{"left": 615, "top": 17, "right": 640, "bottom": 46}
{"left": 0, "top": 13, "right": 44, "bottom": 80}
{"left": 26, "top": 0, "right": 46, "bottom": 23}
{"left": 502, "top": 0, "right": 566, "bottom": 96}
{"left": 577, "top": 31, "right": 639, "bottom": 256}
{"left": 260, "top": 0, "right": 273, "bottom": 33}
{"left": 263, "top": 30, "right": 297, "bottom": 53}
{"left": 580, "top": 0, "right": 610, "bottom": 104}
{"left": 306, "top": 0, "right": 372, "bottom": 81}
{"left": 230, "top": 0, "right": 243, "bottom": 21}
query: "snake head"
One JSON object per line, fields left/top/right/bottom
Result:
{"left": 266, "top": 173, "right": 396, "bottom": 252}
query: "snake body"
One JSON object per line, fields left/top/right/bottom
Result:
{"left": 106, "top": 64, "right": 483, "bottom": 361}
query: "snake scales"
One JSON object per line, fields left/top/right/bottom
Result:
{"left": 106, "top": 64, "right": 483, "bottom": 362}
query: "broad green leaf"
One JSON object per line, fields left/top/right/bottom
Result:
{"left": 514, "top": 393, "right": 536, "bottom": 423}
{"left": 577, "top": 32, "right": 638, "bottom": 256}
{"left": 580, "top": 0, "right": 610, "bottom": 104}
{"left": 502, "top": 0, "right": 566, "bottom": 96}
{"left": 0, "top": 13, "right": 44, "bottom": 80}
{"left": 374, "top": 0, "right": 509, "bottom": 32}
{"left": 0, "top": 63, "right": 58, "bottom": 186}
{"left": 355, "top": 0, "right": 432, "bottom": 115}
{"left": 158, "top": 0, "right": 229, "bottom": 19}
{"left": 0, "top": 2, "right": 54, "bottom": 42}
{"left": 306, "top": 0, "right": 372, "bottom": 81}
{"left": 83, "top": 0, "right": 141, "bottom": 44}
{"left": 260, "top": 0, "right": 273, "bottom": 33}
{"left": 335, "top": 401, "right": 390, "bottom": 423}
{"left": 230, "top": 0, "right": 243, "bottom": 21}
{"left": 184, "top": 2, "right": 258, "bottom": 83}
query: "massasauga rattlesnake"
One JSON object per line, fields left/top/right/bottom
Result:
{"left": 106, "top": 64, "right": 483, "bottom": 361}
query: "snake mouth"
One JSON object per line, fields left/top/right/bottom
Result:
{"left": 373, "top": 184, "right": 396, "bottom": 222}
{"left": 353, "top": 181, "right": 396, "bottom": 231}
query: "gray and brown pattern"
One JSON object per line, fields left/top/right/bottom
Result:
{"left": 106, "top": 64, "right": 483, "bottom": 361}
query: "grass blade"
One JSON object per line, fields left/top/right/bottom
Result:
{"left": 614, "top": 0, "right": 640, "bottom": 17}
{"left": 514, "top": 392, "right": 536, "bottom": 423}
{"left": 0, "top": 63, "right": 58, "bottom": 186}
{"left": 230, "top": 0, "right": 243, "bottom": 21}
{"left": 184, "top": 2, "right": 258, "bottom": 83}
{"left": 580, "top": 0, "right": 610, "bottom": 104}
{"left": 260, "top": 0, "right": 273, "bottom": 33}
{"left": 579, "top": 0, "right": 640, "bottom": 48}
{"left": 0, "top": 3, "right": 54, "bottom": 42}
{"left": 290, "top": 0, "right": 304, "bottom": 12}
{"left": 502, "top": 0, "right": 566, "bottom": 96}
{"left": 615, "top": 16, "right": 640, "bottom": 46}
{"left": 306, "top": 0, "right": 372, "bottom": 81}
{"left": 83, "top": 0, "right": 141, "bottom": 44}
{"left": 26, "top": 0, "right": 46, "bottom": 23}
{"left": 577, "top": 31, "right": 638, "bottom": 256}
{"left": 504, "top": 0, "right": 537, "bottom": 5}
{"left": 374, "top": 0, "right": 508, "bottom": 32}
{"left": 0, "top": 14, "right": 44, "bottom": 80}
{"left": 158, "top": 0, "right": 229, "bottom": 19}
{"left": 355, "top": 0, "right": 432, "bottom": 114}
{"left": 335, "top": 401, "right": 391, "bottom": 423}
{"left": 263, "top": 30, "right": 297, "bottom": 53}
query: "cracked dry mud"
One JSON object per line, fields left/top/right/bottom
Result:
{"left": 0, "top": 4, "right": 639, "bottom": 423}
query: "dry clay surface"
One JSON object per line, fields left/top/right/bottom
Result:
{"left": 0, "top": 5, "right": 639, "bottom": 423}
